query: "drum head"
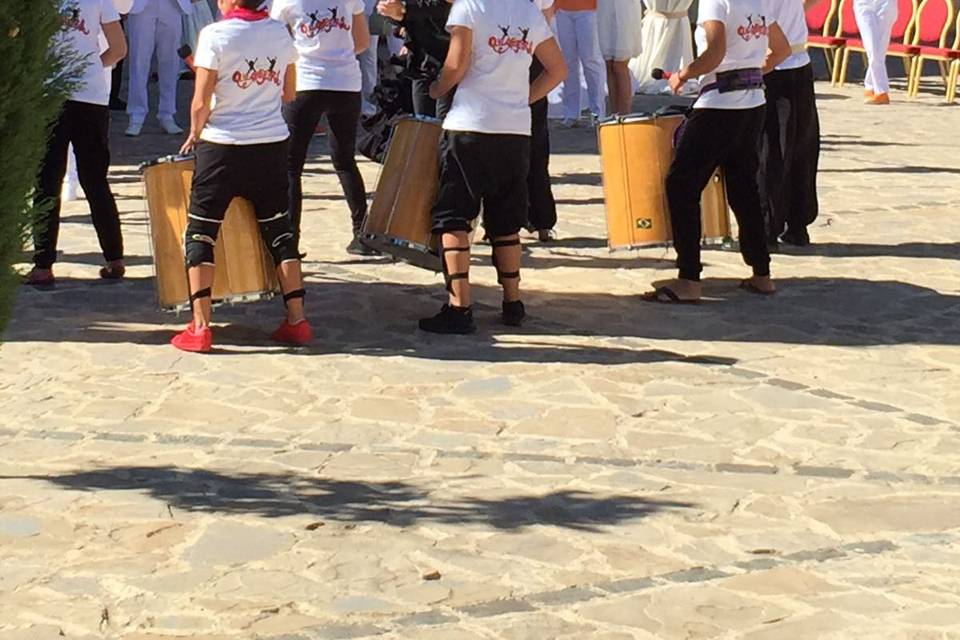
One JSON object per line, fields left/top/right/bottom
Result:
{"left": 139, "top": 153, "right": 196, "bottom": 173}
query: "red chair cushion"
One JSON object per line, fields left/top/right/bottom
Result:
{"left": 917, "top": 46, "right": 960, "bottom": 58}
{"left": 809, "top": 35, "right": 846, "bottom": 45}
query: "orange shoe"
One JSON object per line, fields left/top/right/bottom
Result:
{"left": 864, "top": 89, "right": 875, "bottom": 98}
{"left": 866, "top": 92, "right": 890, "bottom": 105}
{"left": 171, "top": 323, "right": 213, "bottom": 353}
{"left": 272, "top": 319, "right": 313, "bottom": 345}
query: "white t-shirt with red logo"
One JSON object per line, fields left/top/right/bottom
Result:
{"left": 194, "top": 17, "right": 298, "bottom": 145}
{"left": 270, "top": 0, "right": 365, "bottom": 92}
{"left": 776, "top": 0, "right": 811, "bottom": 70}
{"left": 694, "top": 0, "right": 778, "bottom": 110}
{"left": 57, "top": 0, "right": 120, "bottom": 106}
{"left": 442, "top": 0, "right": 553, "bottom": 136}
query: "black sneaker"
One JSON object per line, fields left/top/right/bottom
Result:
{"left": 346, "top": 236, "right": 380, "bottom": 256}
{"left": 419, "top": 304, "right": 477, "bottom": 334}
{"left": 502, "top": 300, "right": 526, "bottom": 327}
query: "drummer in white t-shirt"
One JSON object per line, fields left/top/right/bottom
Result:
{"left": 27, "top": 0, "right": 128, "bottom": 288}
{"left": 641, "top": 0, "right": 791, "bottom": 304}
{"left": 270, "top": 0, "right": 373, "bottom": 256}
{"left": 418, "top": 0, "right": 567, "bottom": 334}
{"left": 172, "top": 0, "right": 312, "bottom": 352}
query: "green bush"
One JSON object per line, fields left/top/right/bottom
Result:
{"left": 0, "top": 0, "right": 82, "bottom": 330}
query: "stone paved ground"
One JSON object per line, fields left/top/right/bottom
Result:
{"left": 2, "top": 75, "right": 960, "bottom": 639}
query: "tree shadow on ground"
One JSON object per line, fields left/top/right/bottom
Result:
{"left": 16, "top": 466, "right": 693, "bottom": 531}
{"left": 777, "top": 242, "right": 960, "bottom": 260}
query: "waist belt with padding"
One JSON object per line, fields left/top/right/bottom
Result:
{"left": 700, "top": 68, "right": 764, "bottom": 95}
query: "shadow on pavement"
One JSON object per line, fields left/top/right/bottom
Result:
{"left": 16, "top": 466, "right": 693, "bottom": 531}
{"left": 6, "top": 270, "right": 959, "bottom": 350}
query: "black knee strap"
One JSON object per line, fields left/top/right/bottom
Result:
{"left": 441, "top": 246, "right": 470, "bottom": 294}
{"left": 190, "top": 287, "right": 212, "bottom": 302}
{"left": 491, "top": 238, "right": 522, "bottom": 284}
{"left": 283, "top": 288, "right": 306, "bottom": 305}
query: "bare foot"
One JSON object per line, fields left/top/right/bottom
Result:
{"left": 739, "top": 275, "right": 776, "bottom": 295}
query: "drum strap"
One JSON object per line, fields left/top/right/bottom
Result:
{"left": 283, "top": 288, "right": 306, "bottom": 305}
{"left": 441, "top": 246, "right": 471, "bottom": 294}
{"left": 491, "top": 238, "right": 521, "bottom": 284}
{"left": 190, "top": 287, "right": 212, "bottom": 302}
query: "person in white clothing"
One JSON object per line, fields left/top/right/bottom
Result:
{"left": 125, "top": 0, "right": 194, "bottom": 136}
{"left": 597, "top": 0, "right": 643, "bottom": 114}
{"left": 28, "top": 0, "right": 128, "bottom": 288}
{"left": 553, "top": 0, "right": 605, "bottom": 126}
{"left": 418, "top": 0, "right": 567, "bottom": 334}
{"left": 641, "top": 0, "right": 790, "bottom": 303}
{"left": 173, "top": 0, "right": 311, "bottom": 352}
{"left": 270, "top": 0, "right": 372, "bottom": 255}
{"left": 854, "top": 0, "right": 896, "bottom": 104}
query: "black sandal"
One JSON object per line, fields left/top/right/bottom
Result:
{"left": 99, "top": 262, "right": 126, "bottom": 280}
{"left": 640, "top": 286, "right": 700, "bottom": 305}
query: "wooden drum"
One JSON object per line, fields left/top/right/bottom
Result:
{"left": 598, "top": 114, "right": 732, "bottom": 250}
{"left": 362, "top": 116, "right": 443, "bottom": 272}
{"left": 141, "top": 155, "right": 278, "bottom": 311}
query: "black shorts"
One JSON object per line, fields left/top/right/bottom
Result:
{"left": 189, "top": 139, "right": 289, "bottom": 222}
{"left": 432, "top": 131, "right": 530, "bottom": 238}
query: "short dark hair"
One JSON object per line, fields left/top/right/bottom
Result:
{"left": 238, "top": 0, "right": 264, "bottom": 8}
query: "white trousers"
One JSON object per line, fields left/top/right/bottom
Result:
{"left": 854, "top": 0, "right": 898, "bottom": 94}
{"left": 555, "top": 9, "right": 606, "bottom": 119}
{"left": 127, "top": 0, "right": 183, "bottom": 121}
{"left": 359, "top": 34, "right": 379, "bottom": 116}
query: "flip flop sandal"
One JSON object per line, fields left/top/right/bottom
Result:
{"left": 99, "top": 264, "right": 126, "bottom": 280}
{"left": 641, "top": 286, "right": 701, "bottom": 305}
{"left": 739, "top": 279, "right": 776, "bottom": 296}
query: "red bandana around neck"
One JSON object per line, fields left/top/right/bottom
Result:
{"left": 224, "top": 7, "right": 270, "bottom": 21}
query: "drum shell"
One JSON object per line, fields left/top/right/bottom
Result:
{"left": 363, "top": 117, "right": 443, "bottom": 271}
{"left": 141, "top": 156, "right": 279, "bottom": 311}
{"left": 598, "top": 114, "right": 731, "bottom": 250}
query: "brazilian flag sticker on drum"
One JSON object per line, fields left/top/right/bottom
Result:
{"left": 636, "top": 218, "right": 653, "bottom": 230}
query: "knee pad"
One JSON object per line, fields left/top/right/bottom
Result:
{"left": 184, "top": 215, "right": 221, "bottom": 267}
{"left": 258, "top": 212, "right": 300, "bottom": 264}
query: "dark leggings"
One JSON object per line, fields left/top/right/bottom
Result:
{"left": 284, "top": 90, "right": 367, "bottom": 237}
{"left": 411, "top": 77, "right": 453, "bottom": 119}
{"left": 665, "top": 106, "right": 769, "bottom": 281}
{"left": 33, "top": 100, "right": 123, "bottom": 269}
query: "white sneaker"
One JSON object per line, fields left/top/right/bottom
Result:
{"left": 158, "top": 117, "right": 184, "bottom": 135}
{"left": 125, "top": 119, "right": 144, "bottom": 137}
{"left": 62, "top": 181, "right": 82, "bottom": 202}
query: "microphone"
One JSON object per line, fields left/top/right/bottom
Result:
{"left": 178, "top": 44, "right": 195, "bottom": 72}
{"left": 651, "top": 68, "right": 672, "bottom": 80}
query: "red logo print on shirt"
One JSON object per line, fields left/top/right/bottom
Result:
{"left": 300, "top": 7, "right": 351, "bottom": 37}
{"left": 488, "top": 24, "right": 533, "bottom": 55}
{"left": 60, "top": 4, "right": 90, "bottom": 35}
{"left": 737, "top": 14, "right": 768, "bottom": 41}
{"left": 232, "top": 57, "right": 282, "bottom": 89}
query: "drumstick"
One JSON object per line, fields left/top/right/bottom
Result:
{"left": 178, "top": 45, "right": 196, "bottom": 72}
{"left": 651, "top": 68, "right": 673, "bottom": 80}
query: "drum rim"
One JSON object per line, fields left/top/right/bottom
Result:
{"left": 393, "top": 114, "right": 443, "bottom": 126}
{"left": 160, "top": 290, "right": 276, "bottom": 313}
{"left": 361, "top": 231, "right": 436, "bottom": 257}
{"left": 139, "top": 153, "right": 196, "bottom": 172}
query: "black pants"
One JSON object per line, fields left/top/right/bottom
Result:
{"left": 526, "top": 59, "right": 557, "bottom": 231}
{"left": 411, "top": 77, "right": 453, "bottom": 119}
{"left": 186, "top": 140, "right": 298, "bottom": 267}
{"left": 432, "top": 131, "right": 531, "bottom": 238}
{"left": 284, "top": 90, "right": 367, "bottom": 237}
{"left": 759, "top": 63, "right": 820, "bottom": 240}
{"left": 109, "top": 18, "right": 125, "bottom": 105}
{"left": 33, "top": 100, "right": 123, "bottom": 270}
{"left": 666, "top": 106, "right": 769, "bottom": 281}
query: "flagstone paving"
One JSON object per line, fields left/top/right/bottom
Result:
{"left": 1, "top": 79, "right": 959, "bottom": 639}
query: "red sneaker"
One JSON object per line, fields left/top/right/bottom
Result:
{"left": 272, "top": 319, "right": 313, "bottom": 345}
{"left": 171, "top": 323, "right": 213, "bottom": 353}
